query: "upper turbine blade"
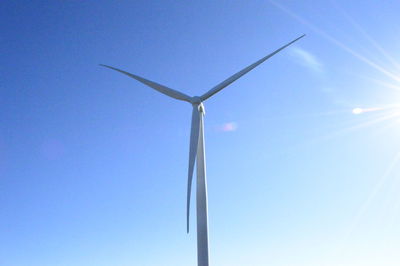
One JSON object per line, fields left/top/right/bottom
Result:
{"left": 186, "top": 105, "right": 201, "bottom": 233}
{"left": 99, "top": 64, "right": 192, "bottom": 102}
{"left": 200, "top": 34, "right": 306, "bottom": 101}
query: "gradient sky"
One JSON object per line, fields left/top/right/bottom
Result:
{"left": 1, "top": 1, "right": 400, "bottom": 265}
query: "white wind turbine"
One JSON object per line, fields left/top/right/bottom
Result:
{"left": 100, "top": 34, "right": 305, "bottom": 266}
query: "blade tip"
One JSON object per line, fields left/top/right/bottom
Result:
{"left": 295, "top": 34, "right": 305, "bottom": 40}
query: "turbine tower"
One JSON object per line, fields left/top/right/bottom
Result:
{"left": 100, "top": 34, "right": 305, "bottom": 266}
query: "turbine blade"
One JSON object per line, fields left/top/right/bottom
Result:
{"left": 200, "top": 34, "right": 306, "bottom": 101}
{"left": 187, "top": 105, "right": 201, "bottom": 233}
{"left": 99, "top": 64, "right": 192, "bottom": 102}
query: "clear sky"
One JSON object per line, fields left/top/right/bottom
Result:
{"left": 1, "top": 1, "right": 400, "bottom": 265}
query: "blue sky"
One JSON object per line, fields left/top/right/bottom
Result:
{"left": 1, "top": 1, "right": 400, "bottom": 265}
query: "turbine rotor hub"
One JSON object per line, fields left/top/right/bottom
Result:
{"left": 191, "top": 96, "right": 205, "bottom": 114}
{"left": 191, "top": 96, "right": 202, "bottom": 104}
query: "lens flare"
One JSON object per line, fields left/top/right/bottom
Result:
{"left": 352, "top": 107, "right": 385, "bottom": 115}
{"left": 352, "top": 108, "right": 363, "bottom": 114}
{"left": 217, "top": 122, "right": 238, "bottom": 132}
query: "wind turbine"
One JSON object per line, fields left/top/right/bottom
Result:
{"left": 100, "top": 34, "right": 305, "bottom": 266}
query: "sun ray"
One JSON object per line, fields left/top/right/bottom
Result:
{"left": 361, "top": 76, "right": 400, "bottom": 92}
{"left": 330, "top": 0, "right": 400, "bottom": 71}
{"left": 268, "top": 0, "right": 400, "bottom": 83}
{"left": 262, "top": 109, "right": 352, "bottom": 121}
{"left": 327, "top": 151, "right": 400, "bottom": 259}
{"left": 309, "top": 109, "right": 400, "bottom": 143}
{"left": 272, "top": 108, "right": 400, "bottom": 160}
{"left": 347, "top": 151, "right": 400, "bottom": 235}
{"left": 369, "top": 118, "right": 400, "bottom": 138}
